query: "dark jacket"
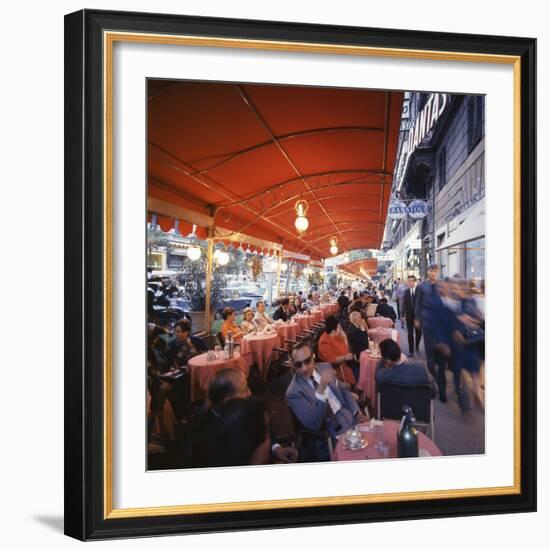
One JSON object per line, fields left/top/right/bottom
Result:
{"left": 375, "top": 303, "right": 397, "bottom": 322}
{"left": 346, "top": 323, "right": 370, "bottom": 358}
{"left": 272, "top": 306, "right": 289, "bottom": 322}
{"left": 375, "top": 360, "right": 437, "bottom": 397}
{"left": 402, "top": 287, "right": 419, "bottom": 322}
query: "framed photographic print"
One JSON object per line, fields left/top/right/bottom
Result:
{"left": 64, "top": 9, "right": 536, "bottom": 540}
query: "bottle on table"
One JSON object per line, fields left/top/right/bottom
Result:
{"left": 224, "top": 331, "right": 234, "bottom": 358}
{"left": 397, "top": 405, "right": 419, "bottom": 458}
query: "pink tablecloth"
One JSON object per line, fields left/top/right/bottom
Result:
{"left": 293, "top": 314, "right": 314, "bottom": 333}
{"left": 367, "top": 328, "right": 400, "bottom": 345}
{"left": 356, "top": 350, "right": 381, "bottom": 409}
{"left": 333, "top": 420, "right": 441, "bottom": 461}
{"left": 311, "top": 309, "right": 324, "bottom": 323}
{"left": 367, "top": 317, "right": 394, "bottom": 329}
{"left": 274, "top": 322, "right": 298, "bottom": 347}
{"left": 187, "top": 352, "right": 249, "bottom": 402}
{"left": 239, "top": 332, "right": 280, "bottom": 373}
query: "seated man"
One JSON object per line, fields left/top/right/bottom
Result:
{"left": 375, "top": 339, "right": 437, "bottom": 397}
{"left": 253, "top": 300, "right": 274, "bottom": 330}
{"left": 286, "top": 343, "right": 368, "bottom": 461}
{"left": 203, "top": 398, "right": 273, "bottom": 467}
{"left": 272, "top": 297, "right": 291, "bottom": 322}
{"left": 375, "top": 297, "right": 397, "bottom": 323}
{"left": 192, "top": 368, "right": 297, "bottom": 466}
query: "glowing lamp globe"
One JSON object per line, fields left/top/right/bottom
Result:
{"left": 295, "top": 215, "right": 309, "bottom": 233}
{"left": 215, "top": 250, "right": 230, "bottom": 266}
{"left": 281, "top": 263, "right": 288, "bottom": 272}
{"left": 330, "top": 245, "right": 339, "bottom": 256}
{"left": 186, "top": 245, "right": 201, "bottom": 261}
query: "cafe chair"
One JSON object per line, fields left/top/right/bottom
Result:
{"left": 216, "top": 331, "right": 225, "bottom": 349}
{"left": 263, "top": 347, "right": 293, "bottom": 384}
{"left": 377, "top": 382, "right": 435, "bottom": 442}
{"left": 289, "top": 409, "right": 334, "bottom": 463}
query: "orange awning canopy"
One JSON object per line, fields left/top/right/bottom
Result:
{"left": 338, "top": 258, "right": 378, "bottom": 278}
{"left": 148, "top": 80, "right": 403, "bottom": 260}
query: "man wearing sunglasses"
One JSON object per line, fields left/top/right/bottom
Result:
{"left": 286, "top": 342, "right": 368, "bottom": 461}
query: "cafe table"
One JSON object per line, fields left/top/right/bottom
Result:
{"left": 187, "top": 352, "right": 249, "bottom": 402}
{"left": 273, "top": 322, "right": 298, "bottom": 347}
{"left": 333, "top": 419, "right": 441, "bottom": 461}
{"left": 310, "top": 308, "right": 324, "bottom": 323}
{"left": 367, "top": 327, "right": 400, "bottom": 345}
{"left": 293, "top": 313, "right": 315, "bottom": 333}
{"left": 239, "top": 332, "right": 280, "bottom": 374}
{"left": 356, "top": 350, "right": 381, "bottom": 409}
{"left": 367, "top": 316, "right": 394, "bottom": 329}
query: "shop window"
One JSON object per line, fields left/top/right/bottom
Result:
{"left": 465, "top": 238, "right": 485, "bottom": 293}
{"left": 468, "top": 96, "right": 484, "bottom": 152}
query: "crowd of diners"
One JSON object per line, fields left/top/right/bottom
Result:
{"left": 147, "top": 267, "right": 484, "bottom": 468}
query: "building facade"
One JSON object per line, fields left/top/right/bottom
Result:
{"left": 383, "top": 91, "right": 485, "bottom": 288}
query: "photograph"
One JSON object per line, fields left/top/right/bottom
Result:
{"left": 146, "top": 80, "right": 486, "bottom": 470}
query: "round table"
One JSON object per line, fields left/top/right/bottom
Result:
{"left": 274, "top": 322, "right": 298, "bottom": 347}
{"left": 333, "top": 420, "right": 441, "bottom": 461}
{"left": 367, "top": 317, "right": 394, "bottom": 329}
{"left": 367, "top": 327, "right": 400, "bottom": 345}
{"left": 239, "top": 332, "right": 280, "bottom": 374}
{"left": 356, "top": 350, "right": 380, "bottom": 409}
{"left": 310, "top": 309, "right": 324, "bottom": 323}
{"left": 187, "top": 352, "right": 249, "bottom": 402}
{"left": 293, "top": 314, "right": 314, "bottom": 333}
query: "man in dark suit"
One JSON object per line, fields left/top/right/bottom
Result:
{"left": 337, "top": 290, "right": 350, "bottom": 316}
{"left": 272, "top": 297, "right": 291, "bottom": 321}
{"left": 286, "top": 342, "right": 368, "bottom": 461}
{"left": 402, "top": 275, "right": 422, "bottom": 356}
{"left": 192, "top": 368, "right": 297, "bottom": 466}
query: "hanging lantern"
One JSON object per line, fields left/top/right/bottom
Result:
{"left": 294, "top": 199, "right": 309, "bottom": 234}
{"left": 281, "top": 262, "right": 288, "bottom": 272}
{"left": 329, "top": 236, "right": 339, "bottom": 256}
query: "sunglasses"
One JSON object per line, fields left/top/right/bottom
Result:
{"left": 293, "top": 354, "right": 314, "bottom": 369}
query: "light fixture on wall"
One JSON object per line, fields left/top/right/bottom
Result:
{"left": 329, "top": 236, "right": 338, "bottom": 256}
{"left": 294, "top": 199, "right": 309, "bottom": 234}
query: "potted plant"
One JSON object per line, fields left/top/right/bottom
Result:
{"left": 175, "top": 255, "right": 225, "bottom": 333}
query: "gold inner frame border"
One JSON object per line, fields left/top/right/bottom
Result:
{"left": 102, "top": 30, "right": 522, "bottom": 519}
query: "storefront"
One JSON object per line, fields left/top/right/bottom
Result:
{"left": 435, "top": 198, "right": 485, "bottom": 291}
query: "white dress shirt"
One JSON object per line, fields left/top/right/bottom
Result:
{"left": 307, "top": 370, "right": 342, "bottom": 414}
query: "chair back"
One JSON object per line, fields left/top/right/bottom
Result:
{"left": 216, "top": 331, "right": 225, "bottom": 348}
{"left": 378, "top": 382, "right": 432, "bottom": 423}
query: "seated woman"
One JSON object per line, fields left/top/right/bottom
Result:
{"left": 317, "top": 315, "right": 358, "bottom": 385}
{"left": 166, "top": 319, "right": 201, "bottom": 370}
{"left": 293, "top": 297, "right": 305, "bottom": 314}
{"left": 220, "top": 306, "right": 244, "bottom": 341}
{"left": 346, "top": 311, "right": 370, "bottom": 358}
{"left": 240, "top": 307, "right": 257, "bottom": 334}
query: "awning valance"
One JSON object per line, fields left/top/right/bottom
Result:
{"left": 437, "top": 200, "right": 485, "bottom": 250}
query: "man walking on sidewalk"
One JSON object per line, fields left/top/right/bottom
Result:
{"left": 403, "top": 275, "right": 422, "bottom": 356}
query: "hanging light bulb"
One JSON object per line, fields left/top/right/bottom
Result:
{"left": 186, "top": 245, "right": 201, "bottom": 261}
{"left": 281, "top": 262, "right": 288, "bottom": 272}
{"left": 329, "top": 236, "right": 338, "bottom": 256}
{"left": 294, "top": 199, "right": 309, "bottom": 234}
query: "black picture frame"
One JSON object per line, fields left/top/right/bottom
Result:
{"left": 64, "top": 9, "right": 536, "bottom": 541}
